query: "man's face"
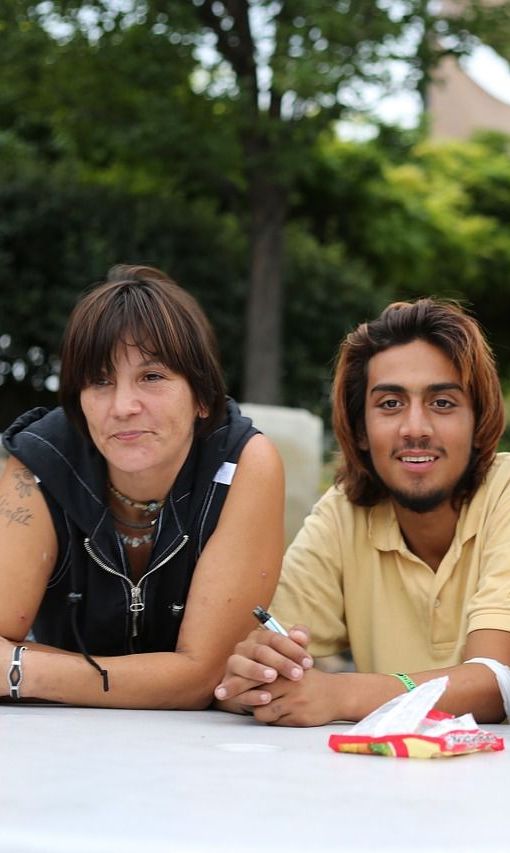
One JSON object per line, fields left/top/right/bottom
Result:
{"left": 361, "top": 339, "right": 476, "bottom": 513}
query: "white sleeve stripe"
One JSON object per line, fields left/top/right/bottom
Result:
{"left": 213, "top": 462, "right": 237, "bottom": 485}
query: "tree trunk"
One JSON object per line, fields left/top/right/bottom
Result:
{"left": 243, "top": 174, "right": 287, "bottom": 403}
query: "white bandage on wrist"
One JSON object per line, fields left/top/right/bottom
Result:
{"left": 464, "top": 657, "right": 510, "bottom": 720}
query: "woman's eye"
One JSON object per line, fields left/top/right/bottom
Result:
{"left": 143, "top": 372, "right": 164, "bottom": 382}
{"left": 433, "top": 398, "right": 454, "bottom": 409}
{"left": 380, "top": 399, "right": 402, "bottom": 409}
{"left": 93, "top": 376, "right": 112, "bottom": 387}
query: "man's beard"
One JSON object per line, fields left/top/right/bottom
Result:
{"left": 388, "top": 486, "right": 450, "bottom": 514}
{"left": 388, "top": 454, "right": 475, "bottom": 514}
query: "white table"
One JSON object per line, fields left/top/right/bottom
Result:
{"left": 0, "top": 706, "right": 507, "bottom": 852}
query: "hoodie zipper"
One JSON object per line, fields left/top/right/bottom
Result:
{"left": 83, "top": 535, "right": 189, "bottom": 639}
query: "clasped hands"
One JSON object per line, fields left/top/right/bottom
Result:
{"left": 214, "top": 625, "right": 341, "bottom": 726}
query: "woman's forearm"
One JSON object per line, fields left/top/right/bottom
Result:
{"left": 10, "top": 643, "right": 221, "bottom": 709}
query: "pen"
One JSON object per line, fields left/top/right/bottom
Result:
{"left": 252, "top": 605, "right": 288, "bottom": 636}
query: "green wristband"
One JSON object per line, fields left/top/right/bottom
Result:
{"left": 391, "top": 672, "right": 417, "bottom": 692}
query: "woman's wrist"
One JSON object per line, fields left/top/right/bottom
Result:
{"left": 6, "top": 644, "right": 28, "bottom": 700}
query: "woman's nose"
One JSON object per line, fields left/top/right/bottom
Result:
{"left": 110, "top": 382, "right": 142, "bottom": 416}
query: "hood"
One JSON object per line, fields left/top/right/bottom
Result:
{"left": 2, "top": 399, "right": 256, "bottom": 536}
{"left": 3, "top": 406, "right": 107, "bottom": 533}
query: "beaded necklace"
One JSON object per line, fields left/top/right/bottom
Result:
{"left": 118, "top": 531, "right": 154, "bottom": 549}
{"left": 108, "top": 482, "right": 164, "bottom": 549}
{"left": 108, "top": 481, "right": 165, "bottom": 515}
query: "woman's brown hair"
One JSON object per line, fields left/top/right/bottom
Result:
{"left": 332, "top": 298, "right": 505, "bottom": 506}
{"left": 59, "top": 265, "right": 226, "bottom": 438}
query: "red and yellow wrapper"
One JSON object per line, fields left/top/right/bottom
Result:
{"left": 329, "top": 712, "right": 504, "bottom": 758}
{"left": 328, "top": 679, "right": 505, "bottom": 759}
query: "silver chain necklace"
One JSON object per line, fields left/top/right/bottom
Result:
{"left": 111, "top": 511, "right": 159, "bottom": 531}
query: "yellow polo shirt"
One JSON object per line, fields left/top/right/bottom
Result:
{"left": 271, "top": 453, "right": 510, "bottom": 673}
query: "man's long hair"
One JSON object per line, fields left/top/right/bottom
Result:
{"left": 332, "top": 298, "right": 505, "bottom": 506}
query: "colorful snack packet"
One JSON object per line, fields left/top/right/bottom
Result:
{"left": 328, "top": 677, "right": 505, "bottom": 759}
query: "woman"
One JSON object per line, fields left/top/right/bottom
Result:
{"left": 0, "top": 265, "right": 284, "bottom": 708}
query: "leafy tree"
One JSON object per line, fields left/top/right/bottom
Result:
{"left": 0, "top": 165, "right": 248, "bottom": 428}
{"left": 4, "top": 128, "right": 510, "bottom": 429}
{"left": 4, "top": 0, "right": 508, "bottom": 403}
{"left": 465, "top": 0, "right": 510, "bottom": 64}
{"left": 0, "top": 2, "right": 61, "bottom": 157}
{"left": 293, "top": 129, "right": 510, "bottom": 385}
{"left": 283, "top": 222, "right": 391, "bottom": 422}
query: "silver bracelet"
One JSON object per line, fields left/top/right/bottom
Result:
{"left": 7, "top": 645, "right": 28, "bottom": 700}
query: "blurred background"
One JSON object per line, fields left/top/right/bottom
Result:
{"left": 2, "top": 0, "right": 510, "bottom": 447}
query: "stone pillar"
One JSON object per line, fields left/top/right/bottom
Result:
{"left": 240, "top": 403, "right": 324, "bottom": 546}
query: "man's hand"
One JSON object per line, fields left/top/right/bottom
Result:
{"left": 250, "top": 668, "right": 342, "bottom": 726}
{"left": 214, "top": 625, "right": 314, "bottom": 706}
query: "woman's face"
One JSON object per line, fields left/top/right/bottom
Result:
{"left": 80, "top": 343, "right": 206, "bottom": 492}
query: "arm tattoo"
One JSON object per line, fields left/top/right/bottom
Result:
{"left": 13, "top": 467, "right": 35, "bottom": 498}
{"left": 0, "top": 496, "right": 34, "bottom": 527}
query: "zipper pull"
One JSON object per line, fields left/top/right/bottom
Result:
{"left": 130, "top": 587, "right": 144, "bottom": 639}
{"left": 130, "top": 587, "right": 144, "bottom": 613}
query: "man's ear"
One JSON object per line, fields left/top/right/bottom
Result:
{"left": 472, "top": 425, "right": 482, "bottom": 450}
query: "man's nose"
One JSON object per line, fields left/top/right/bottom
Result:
{"left": 399, "top": 401, "right": 433, "bottom": 439}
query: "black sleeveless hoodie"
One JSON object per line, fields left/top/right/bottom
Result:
{"left": 2, "top": 399, "right": 257, "bottom": 657}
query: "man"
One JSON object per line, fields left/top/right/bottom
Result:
{"left": 215, "top": 298, "right": 510, "bottom": 725}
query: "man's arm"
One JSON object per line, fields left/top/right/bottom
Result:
{"left": 215, "top": 467, "right": 510, "bottom": 725}
{"left": 214, "top": 626, "right": 510, "bottom": 726}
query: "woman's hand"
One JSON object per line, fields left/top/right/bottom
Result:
{"left": 214, "top": 624, "right": 314, "bottom": 706}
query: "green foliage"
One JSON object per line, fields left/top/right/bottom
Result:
{"left": 500, "top": 386, "right": 510, "bottom": 452}
{"left": 0, "top": 164, "right": 248, "bottom": 428}
{"left": 292, "top": 130, "right": 510, "bottom": 384}
{"left": 1, "top": 1, "right": 510, "bottom": 420}
{"left": 8, "top": 1, "right": 502, "bottom": 189}
{"left": 4, "top": 125, "right": 510, "bottom": 426}
{"left": 0, "top": 156, "right": 389, "bottom": 425}
{"left": 283, "top": 223, "right": 390, "bottom": 420}
{"left": 375, "top": 135, "right": 510, "bottom": 371}
{"left": 467, "top": 1, "right": 510, "bottom": 64}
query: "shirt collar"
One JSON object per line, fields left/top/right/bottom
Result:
{"left": 368, "top": 490, "right": 482, "bottom": 554}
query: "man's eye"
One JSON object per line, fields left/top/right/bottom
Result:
{"left": 433, "top": 398, "right": 454, "bottom": 409}
{"left": 380, "top": 399, "right": 402, "bottom": 409}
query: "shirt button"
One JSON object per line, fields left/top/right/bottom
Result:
{"left": 434, "top": 599, "right": 441, "bottom": 608}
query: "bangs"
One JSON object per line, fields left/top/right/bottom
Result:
{"left": 77, "top": 287, "right": 183, "bottom": 385}
{"left": 60, "top": 265, "right": 227, "bottom": 439}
